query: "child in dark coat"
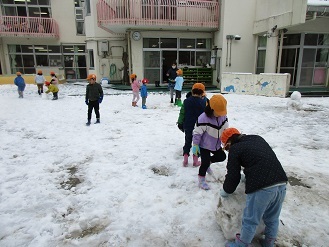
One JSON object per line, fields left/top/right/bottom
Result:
{"left": 85, "top": 74, "right": 103, "bottom": 125}
{"left": 220, "top": 128, "right": 288, "bottom": 247}
{"left": 14, "top": 72, "right": 26, "bottom": 98}
{"left": 178, "top": 83, "right": 207, "bottom": 167}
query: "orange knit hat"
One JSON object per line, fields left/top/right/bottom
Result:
{"left": 16, "top": 72, "right": 21, "bottom": 76}
{"left": 209, "top": 94, "right": 227, "bottom": 116}
{"left": 192, "top": 82, "right": 205, "bottom": 92}
{"left": 221, "top": 128, "right": 240, "bottom": 145}
{"left": 176, "top": 69, "right": 183, "bottom": 76}
{"left": 130, "top": 74, "right": 137, "bottom": 79}
{"left": 86, "top": 74, "right": 96, "bottom": 80}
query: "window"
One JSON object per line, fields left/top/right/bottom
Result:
{"left": 180, "top": 39, "right": 195, "bottom": 49}
{"left": 88, "top": 50, "right": 94, "bottom": 69}
{"left": 256, "top": 36, "right": 267, "bottom": 74}
{"left": 8, "top": 44, "right": 87, "bottom": 79}
{"left": 160, "top": 38, "right": 177, "bottom": 48}
{"left": 196, "top": 39, "right": 211, "bottom": 49}
{"left": 283, "top": 34, "right": 301, "bottom": 46}
{"left": 75, "top": 1, "right": 85, "bottom": 35}
{"left": 75, "top": 8, "right": 85, "bottom": 35}
{"left": 85, "top": 0, "right": 91, "bottom": 15}
{"left": 179, "top": 51, "right": 195, "bottom": 66}
{"left": 1, "top": 0, "right": 51, "bottom": 18}
{"left": 143, "top": 38, "right": 160, "bottom": 48}
{"left": 196, "top": 51, "right": 211, "bottom": 66}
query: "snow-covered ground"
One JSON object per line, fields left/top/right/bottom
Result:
{"left": 0, "top": 83, "right": 328, "bottom": 247}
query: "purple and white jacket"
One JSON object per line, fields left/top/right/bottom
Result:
{"left": 193, "top": 113, "right": 229, "bottom": 151}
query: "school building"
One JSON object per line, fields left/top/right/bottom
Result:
{"left": 0, "top": 0, "right": 328, "bottom": 93}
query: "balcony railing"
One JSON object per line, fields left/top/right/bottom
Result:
{"left": 0, "top": 16, "right": 59, "bottom": 38}
{"left": 97, "top": 0, "right": 219, "bottom": 33}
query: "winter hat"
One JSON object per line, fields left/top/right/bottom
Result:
{"left": 209, "top": 94, "right": 227, "bottom": 116}
{"left": 221, "top": 128, "right": 240, "bottom": 146}
{"left": 16, "top": 72, "right": 21, "bottom": 76}
{"left": 176, "top": 69, "right": 183, "bottom": 76}
{"left": 192, "top": 82, "right": 205, "bottom": 92}
{"left": 37, "top": 70, "right": 43, "bottom": 74}
{"left": 50, "top": 71, "right": 56, "bottom": 76}
{"left": 86, "top": 74, "right": 96, "bottom": 80}
{"left": 142, "top": 78, "right": 149, "bottom": 84}
{"left": 130, "top": 74, "right": 137, "bottom": 80}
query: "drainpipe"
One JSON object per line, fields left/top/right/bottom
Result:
{"left": 127, "top": 31, "right": 132, "bottom": 85}
{"left": 226, "top": 38, "right": 229, "bottom": 67}
{"left": 277, "top": 30, "right": 284, "bottom": 73}
{"left": 229, "top": 38, "right": 232, "bottom": 67}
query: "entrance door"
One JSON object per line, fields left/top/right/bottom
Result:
{"left": 144, "top": 51, "right": 161, "bottom": 85}
{"left": 162, "top": 50, "right": 177, "bottom": 83}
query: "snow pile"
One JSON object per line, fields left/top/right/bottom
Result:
{"left": 1, "top": 83, "right": 329, "bottom": 247}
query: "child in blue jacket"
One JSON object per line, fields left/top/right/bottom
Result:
{"left": 174, "top": 69, "right": 183, "bottom": 106}
{"left": 140, "top": 78, "right": 148, "bottom": 109}
{"left": 14, "top": 72, "right": 26, "bottom": 98}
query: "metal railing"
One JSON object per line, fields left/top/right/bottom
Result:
{"left": 0, "top": 16, "right": 59, "bottom": 38}
{"left": 97, "top": 0, "right": 219, "bottom": 32}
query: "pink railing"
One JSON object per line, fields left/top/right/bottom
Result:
{"left": 0, "top": 16, "right": 59, "bottom": 38}
{"left": 97, "top": 0, "right": 219, "bottom": 32}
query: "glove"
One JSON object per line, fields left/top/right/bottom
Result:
{"left": 192, "top": 145, "right": 200, "bottom": 156}
{"left": 85, "top": 99, "right": 89, "bottom": 105}
{"left": 177, "top": 123, "right": 184, "bottom": 133}
{"left": 98, "top": 96, "right": 103, "bottom": 104}
{"left": 220, "top": 189, "right": 229, "bottom": 198}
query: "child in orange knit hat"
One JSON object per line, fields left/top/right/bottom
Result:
{"left": 192, "top": 94, "right": 229, "bottom": 190}
{"left": 130, "top": 73, "right": 141, "bottom": 107}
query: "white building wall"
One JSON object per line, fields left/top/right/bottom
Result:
{"left": 84, "top": 1, "right": 126, "bottom": 82}
{"left": 253, "top": 0, "right": 307, "bottom": 34}
{"left": 51, "top": 0, "right": 85, "bottom": 43}
{"left": 216, "top": 0, "right": 258, "bottom": 76}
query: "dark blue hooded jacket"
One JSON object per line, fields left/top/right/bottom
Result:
{"left": 14, "top": 76, "right": 26, "bottom": 91}
{"left": 183, "top": 96, "right": 206, "bottom": 131}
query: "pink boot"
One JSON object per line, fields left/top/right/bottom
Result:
{"left": 183, "top": 154, "right": 188, "bottom": 167}
{"left": 193, "top": 155, "right": 201, "bottom": 167}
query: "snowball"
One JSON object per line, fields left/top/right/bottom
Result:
{"left": 290, "top": 91, "right": 301, "bottom": 101}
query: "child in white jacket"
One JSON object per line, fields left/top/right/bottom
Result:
{"left": 35, "top": 70, "right": 46, "bottom": 95}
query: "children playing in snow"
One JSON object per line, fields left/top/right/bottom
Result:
{"left": 14, "top": 72, "right": 26, "bottom": 98}
{"left": 85, "top": 74, "right": 103, "bottom": 126}
{"left": 193, "top": 94, "right": 229, "bottom": 190}
{"left": 45, "top": 81, "right": 59, "bottom": 100}
{"left": 34, "top": 70, "right": 45, "bottom": 95}
{"left": 174, "top": 69, "right": 183, "bottom": 106}
{"left": 140, "top": 78, "right": 149, "bottom": 109}
{"left": 220, "top": 128, "right": 288, "bottom": 247}
{"left": 177, "top": 83, "right": 207, "bottom": 167}
{"left": 130, "top": 73, "right": 141, "bottom": 107}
